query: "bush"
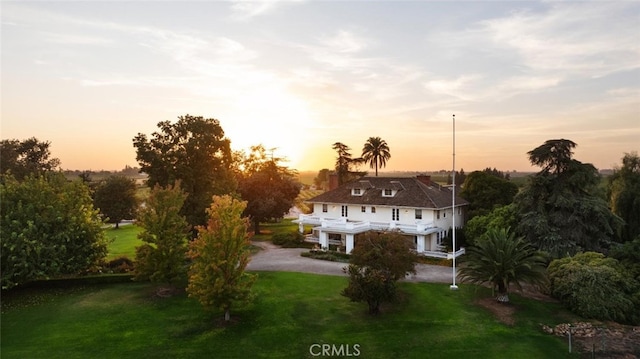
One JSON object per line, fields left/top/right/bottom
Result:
{"left": 548, "top": 252, "right": 638, "bottom": 325}
{"left": 105, "top": 257, "right": 135, "bottom": 273}
{"left": 301, "top": 250, "right": 351, "bottom": 263}
{"left": 272, "top": 231, "right": 305, "bottom": 248}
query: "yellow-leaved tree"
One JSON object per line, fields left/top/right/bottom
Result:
{"left": 187, "top": 195, "right": 256, "bottom": 323}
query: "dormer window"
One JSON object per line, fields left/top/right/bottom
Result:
{"left": 383, "top": 188, "right": 394, "bottom": 197}
{"left": 352, "top": 188, "right": 363, "bottom": 196}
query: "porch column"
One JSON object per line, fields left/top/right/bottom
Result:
{"left": 416, "top": 235, "right": 425, "bottom": 253}
{"left": 346, "top": 234, "right": 355, "bottom": 254}
{"left": 319, "top": 231, "right": 329, "bottom": 250}
{"left": 298, "top": 222, "right": 304, "bottom": 233}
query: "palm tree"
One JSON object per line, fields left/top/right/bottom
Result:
{"left": 361, "top": 137, "right": 391, "bottom": 176}
{"left": 457, "top": 228, "right": 548, "bottom": 303}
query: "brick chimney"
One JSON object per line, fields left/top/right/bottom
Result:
{"left": 416, "top": 174, "right": 431, "bottom": 185}
{"left": 328, "top": 173, "right": 339, "bottom": 191}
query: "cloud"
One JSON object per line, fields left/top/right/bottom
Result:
{"left": 479, "top": 2, "right": 640, "bottom": 77}
{"left": 229, "top": 0, "right": 302, "bottom": 20}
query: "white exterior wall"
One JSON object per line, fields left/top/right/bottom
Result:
{"left": 312, "top": 203, "right": 438, "bottom": 226}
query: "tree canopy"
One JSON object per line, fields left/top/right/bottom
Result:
{"left": 458, "top": 228, "right": 548, "bottom": 303}
{"left": 514, "top": 139, "right": 622, "bottom": 257}
{"left": 134, "top": 182, "right": 190, "bottom": 286}
{"left": 237, "top": 146, "right": 301, "bottom": 234}
{"left": 187, "top": 195, "right": 256, "bottom": 322}
{"left": 0, "top": 138, "right": 60, "bottom": 180}
{"left": 1, "top": 173, "right": 107, "bottom": 289}
{"left": 342, "top": 231, "right": 417, "bottom": 315}
{"left": 361, "top": 136, "right": 391, "bottom": 176}
{"left": 133, "top": 115, "right": 236, "bottom": 229}
{"left": 93, "top": 175, "right": 138, "bottom": 229}
{"left": 608, "top": 152, "right": 640, "bottom": 242}
{"left": 460, "top": 171, "right": 518, "bottom": 219}
{"left": 332, "top": 142, "right": 365, "bottom": 185}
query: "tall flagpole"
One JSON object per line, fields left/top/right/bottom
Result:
{"left": 450, "top": 114, "right": 458, "bottom": 290}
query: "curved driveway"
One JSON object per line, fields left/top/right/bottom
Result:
{"left": 247, "top": 241, "right": 454, "bottom": 283}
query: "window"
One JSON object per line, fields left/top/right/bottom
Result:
{"left": 383, "top": 189, "right": 393, "bottom": 196}
{"left": 361, "top": 206, "right": 366, "bottom": 213}
{"left": 436, "top": 210, "right": 440, "bottom": 219}
{"left": 392, "top": 208, "right": 400, "bottom": 221}
{"left": 371, "top": 207, "right": 376, "bottom": 213}
{"left": 415, "top": 209, "right": 422, "bottom": 220}
{"left": 341, "top": 205, "right": 348, "bottom": 217}
{"left": 322, "top": 204, "right": 328, "bottom": 213}
{"left": 352, "top": 188, "right": 361, "bottom": 196}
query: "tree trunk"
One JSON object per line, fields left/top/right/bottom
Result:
{"left": 224, "top": 308, "right": 231, "bottom": 322}
{"left": 253, "top": 220, "right": 260, "bottom": 235}
{"left": 115, "top": 221, "right": 120, "bottom": 229}
{"left": 496, "top": 282, "right": 509, "bottom": 303}
{"left": 368, "top": 300, "right": 380, "bottom": 315}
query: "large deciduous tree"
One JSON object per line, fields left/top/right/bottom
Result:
{"left": 187, "top": 195, "right": 256, "bottom": 323}
{"left": 514, "top": 139, "right": 622, "bottom": 257}
{"left": 460, "top": 171, "right": 518, "bottom": 219}
{"left": 608, "top": 152, "right": 640, "bottom": 242}
{"left": 237, "top": 146, "right": 301, "bottom": 234}
{"left": 361, "top": 136, "right": 391, "bottom": 176}
{"left": 93, "top": 175, "right": 138, "bottom": 229}
{"left": 133, "top": 115, "right": 236, "bottom": 229}
{"left": 342, "top": 231, "right": 418, "bottom": 315}
{"left": 458, "top": 228, "right": 548, "bottom": 303}
{"left": 134, "top": 182, "right": 190, "bottom": 286}
{"left": 1, "top": 173, "right": 108, "bottom": 289}
{"left": 0, "top": 138, "right": 61, "bottom": 180}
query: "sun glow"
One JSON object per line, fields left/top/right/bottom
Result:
{"left": 225, "top": 85, "right": 313, "bottom": 169}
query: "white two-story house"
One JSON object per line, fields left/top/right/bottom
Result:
{"left": 294, "top": 175, "right": 468, "bottom": 258}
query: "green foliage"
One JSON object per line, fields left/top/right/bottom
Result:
{"left": 133, "top": 183, "right": 190, "bottom": 286}
{"left": 0, "top": 138, "right": 60, "bottom": 180}
{"left": 237, "top": 146, "right": 301, "bottom": 234}
{"left": 332, "top": 142, "right": 365, "bottom": 185}
{"left": 271, "top": 230, "right": 305, "bottom": 247}
{"left": 458, "top": 228, "right": 548, "bottom": 303}
{"left": 342, "top": 231, "right": 418, "bottom": 314}
{"left": 548, "top": 252, "right": 638, "bottom": 324}
{"left": 460, "top": 171, "right": 518, "bottom": 218}
{"left": 361, "top": 136, "right": 391, "bottom": 176}
{"left": 301, "top": 250, "right": 351, "bottom": 262}
{"left": 1, "top": 173, "right": 107, "bottom": 289}
{"left": 313, "top": 168, "right": 331, "bottom": 189}
{"left": 133, "top": 114, "right": 236, "bottom": 228}
{"left": 187, "top": 195, "right": 256, "bottom": 322}
{"left": 608, "top": 152, "right": 640, "bottom": 242}
{"left": 93, "top": 175, "right": 138, "bottom": 228}
{"left": 609, "top": 236, "right": 640, "bottom": 281}
{"left": 463, "top": 204, "right": 517, "bottom": 246}
{"left": 515, "top": 139, "right": 622, "bottom": 257}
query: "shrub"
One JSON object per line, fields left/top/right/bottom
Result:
{"left": 548, "top": 252, "right": 638, "bottom": 324}
{"left": 272, "top": 231, "right": 305, "bottom": 248}
{"left": 105, "top": 257, "right": 135, "bottom": 273}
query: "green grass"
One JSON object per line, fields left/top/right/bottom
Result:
{"left": 1, "top": 272, "right": 578, "bottom": 359}
{"left": 104, "top": 224, "right": 143, "bottom": 260}
{"left": 252, "top": 219, "right": 302, "bottom": 241}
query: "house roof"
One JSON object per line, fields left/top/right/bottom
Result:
{"left": 308, "top": 176, "right": 469, "bottom": 209}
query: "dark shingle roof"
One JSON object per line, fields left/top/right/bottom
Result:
{"left": 308, "top": 177, "right": 469, "bottom": 209}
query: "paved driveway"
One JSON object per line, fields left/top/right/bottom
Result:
{"left": 247, "top": 241, "right": 455, "bottom": 284}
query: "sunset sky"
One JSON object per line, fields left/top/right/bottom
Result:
{"left": 2, "top": 1, "right": 638, "bottom": 173}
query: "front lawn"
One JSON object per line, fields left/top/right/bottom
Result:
{"left": 1, "top": 272, "right": 577, "bottom": 359}
{"left": 104, "top": 224, "right": 143, "bottom": 260}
